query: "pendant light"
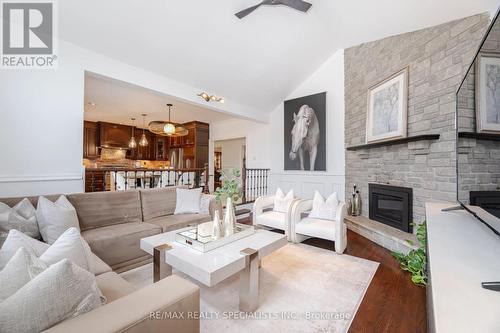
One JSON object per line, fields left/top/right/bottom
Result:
{"left": 139, "top": 113, "right": 148, "bottom": 146}
{"left": 163, "top": 104, "right": 176, "bottom": 135}
{"left": 128, "top": 117, "right": 137, "bottom": 148}
{"left": 147, "top": 104, "right": 188, "bottom": 137}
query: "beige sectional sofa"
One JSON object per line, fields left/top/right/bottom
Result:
{"left": 0, "top": 186, "right": 218, "bottom": 332}
{"left": 0, "top": 186, "right": 217, "bottom": 272}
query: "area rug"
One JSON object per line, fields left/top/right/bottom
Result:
{"left": 120, "top": 243, "right": 379, "bottom": 333}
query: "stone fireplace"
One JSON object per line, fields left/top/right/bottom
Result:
{"left": 344, "top": 13, "right": 490, "bottom": 236}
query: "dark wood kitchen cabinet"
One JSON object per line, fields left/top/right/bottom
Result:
{"left": 83, "top": 121, "right": 99, "bottom": 158}
{"left": 181, "top": 121, "right": 209, "bottom": 168}
{"left": 155, "top": 136, "right": 169, "bottom": 160}
{"left": 99, "top": 122, "right": 133, "bottom": 148}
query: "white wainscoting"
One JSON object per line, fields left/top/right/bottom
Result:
{"left": 268, "top": 172, "right": 345, "bottom": 201}
{"left": 0, "top": 174, "right": 84, "bottom": 198}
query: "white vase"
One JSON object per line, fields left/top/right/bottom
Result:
{"left": 212, "top": 210, "right": 223, "bottom": 239}
{"left": 224, "top": 197, "right": 236, "bottom": 236}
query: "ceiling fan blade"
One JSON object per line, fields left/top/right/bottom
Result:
{"left": 235, "top": 3, "right": 263, "bottom": 19}
{"left": 279, "top": 0, "right": 312, "bottom": 12}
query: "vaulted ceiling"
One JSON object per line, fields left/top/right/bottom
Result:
{"left": 60, "top": 0, "right": 498, "bottom": 114}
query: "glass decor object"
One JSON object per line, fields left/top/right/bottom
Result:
{"left": 139, "top": 114, "right": 148, "bottom": 146}
{"left": 224, "top": 197, "right": 236, "bottom": 236}
{"left": 128, "top": 117, "right": 137, "bottom": 148}
{"left": 175, "top": 223, "right": 255, "bottom": 253}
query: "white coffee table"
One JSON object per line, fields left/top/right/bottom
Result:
{"left": 140, "top": 227, "right": 287, "bottom": 311}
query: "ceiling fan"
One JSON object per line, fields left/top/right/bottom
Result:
{"left": 235, "top": 0, "right": 312, "bottom": 19}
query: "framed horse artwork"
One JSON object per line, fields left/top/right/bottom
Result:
{"left": 284, "top": 92, "right": 326, "bottom": 171}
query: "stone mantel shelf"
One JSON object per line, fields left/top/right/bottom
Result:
{"left": 458, "top": 132, "right": 500, "bottom": 141}
{"left": 346, "top": 134, "right": 440, "bottom": 151}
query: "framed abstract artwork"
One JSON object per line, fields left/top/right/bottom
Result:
{"left": 475, "top": 53, "right": 500, "bottom": 133}
{"left": 366, "top": 68, "right": 408, "bottom": 143}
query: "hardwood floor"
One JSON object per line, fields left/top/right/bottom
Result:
{"left": 239, "top": 216, "right": 427, "bottom": 333}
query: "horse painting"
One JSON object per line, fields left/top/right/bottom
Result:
{"left": 289, "top": 104, "right": 320, "bottom": 171}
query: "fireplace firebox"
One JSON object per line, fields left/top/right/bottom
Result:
{"left": 369, "top": 184, "right": 413, "bottom": 233}
{"left": 470, "top": 191, "right": 500, "bottom": 219}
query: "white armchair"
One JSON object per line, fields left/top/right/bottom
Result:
{"left": 252, "top": 194, "right": 297, "bottom": 241}
{"left": 291, "top": 199, "right": 348, "bottom": 254}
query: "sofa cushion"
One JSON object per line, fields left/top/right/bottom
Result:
{"left": 139, "top": 186, "right": 187, "bottom": 221}
{"left": 82, "top": 222, "right": 162, "bottom": 267}
{"left": 67, "top": 191, "right": 143, "bottom": 231}
{"left": 91, "top": 253, "right": 112, "bottom": 276}
{"left": 147, "top": 214, "right": 211, "bottom": 232}
{"left": 96, "top": 272, "right": 136, "bottom": 303}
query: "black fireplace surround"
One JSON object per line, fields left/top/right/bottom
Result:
{"left": 369, "top": 184, "right": 413, "bottom": 233}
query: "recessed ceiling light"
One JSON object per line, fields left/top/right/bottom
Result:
{"left": 88, "top": 102, "right": 97, "bottom": 107}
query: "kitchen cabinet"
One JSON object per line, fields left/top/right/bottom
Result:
{"left": 182, "top": 121, "right": 209, "bottom": 168}
{"left": 83, "top": 121, "right": 99, "bottom": 158}
{"left": 155, "top": 136, "right": 169, "bottom": 160}
{"left": 99, "top": 122, "right": 132, "bottom": 148}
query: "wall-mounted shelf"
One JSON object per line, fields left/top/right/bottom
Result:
{"left": 458, "top": 132, "right": 500, "bottom": 141}
{"left": 346, "top": 134, "right": 440, "bottom": 151}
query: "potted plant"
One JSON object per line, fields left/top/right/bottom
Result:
{"left": 392, "top": 221, "right": 427, "bottom": 286}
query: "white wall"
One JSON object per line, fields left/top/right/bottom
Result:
{"left": 215, "top": 138, "right": 246, "bottom": 172}
{"left": 0, "top": 39, "right": 266, "bottom": 198}
{"left": 210, "top": 49, "right": 346, "bottom": 200}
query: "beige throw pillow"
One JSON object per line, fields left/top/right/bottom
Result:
{"left": 0, "top": 259, "right": 102, "bottom": 333}
{"left": 36, "top": 195, "right": 80, "bottom": 244}
{"left": 174, "top": 187, "right": 203, "bottom": 214}
{"left": 0, "top": 247, "right": 48, "bottom": 302}
{"left": 0, "top": 198, "right": 40, "bottom": 247}
{"left": 0, "top": 229, "right": 49, "bottom": 269}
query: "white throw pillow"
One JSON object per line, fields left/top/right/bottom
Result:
{"left": 174, "top": 188, "right": 203, "bottom": 215}
{"left": 0, "top": 247, "right": 48, "bottom": 302}
{"left": 0, "top": 229, "right": 49, "bottom": 269}
{"left": 0, "top": 228, "right": 94, "bottom": 273}
{"left": 0, "top": 259, "right": 102, "bottom": 333}
{"left": 308, "top": 191, "right": 339, "bottom": 221}
{"left": 200, "top": 194, "right": 215, "bottom": 215}
{"left": 40, "top": 227, "right": 93, "bottom": 272}
{"left": 0, "top": 198, "right": 41, "bottom": 247}
{"left": 36, "top": 195, "right": 80, "bottom": 244}
{"left": 273, "top": 188, "right": 294, "bottom": 213}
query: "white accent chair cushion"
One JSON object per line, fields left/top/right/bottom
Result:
{"left": 174, "top": 188, "right": 202, "bottom": 214}
{"left": 36, "top": 195, "right": 80, "bottom": 244}
{"left": 308, "top": 191, "right": 339, "bottom": 221}
{"left": 295, "top": 217, "right": 337, "bottom": 241}
{"left": 0, "top": 247, "right": 48, "bottom": 302}
{"left": 0, "top": 259, "right": 102, "bottom": 333}
{"left": 273, "top": 188, "right": 294, "bottom": 213}
{"left": 0, "top": 198, "right": 40, "bottom": 247}
{"left": 256, "top": 211, "right": 287, "bottom": 230}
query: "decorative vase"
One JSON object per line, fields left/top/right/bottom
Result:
{"left": 346, "top": 199, "right": 353, "bottom": 216}
{"left": 223, "top": 197, "right": 236, "bottom": 236}
{"left": 212, "top": 210, "right": 223, "bottom": 239}
{"left": 352, "top": 188, "right": 362, "bottom": 216}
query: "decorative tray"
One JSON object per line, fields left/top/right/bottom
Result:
{"left": 175, "top": 223, "right": 255, "bottom": 253}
